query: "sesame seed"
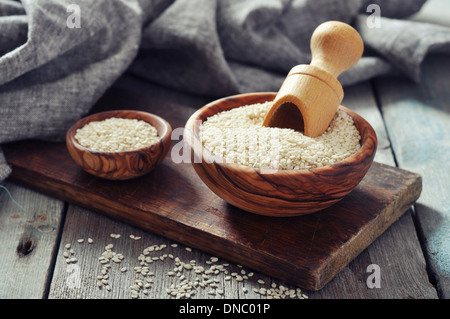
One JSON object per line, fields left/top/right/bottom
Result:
{"left": 130, "top": 291, "right": 139, "bottom": 299}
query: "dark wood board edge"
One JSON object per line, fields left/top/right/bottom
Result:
{"left": 316, "top": 169, "right": 422, "bottom": 289}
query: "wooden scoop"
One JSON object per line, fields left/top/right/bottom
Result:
{"left": 262, "top": 21, "right": 364, "bottom": 137}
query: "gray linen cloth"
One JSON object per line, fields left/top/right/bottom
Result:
{"left": 1, "top": 0, "right": 449, "bottom": 181}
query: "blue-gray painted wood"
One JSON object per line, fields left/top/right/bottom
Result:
{"left": 375, "top": 53, "right": 450, "bottom": 298}
{"left": 0, "top": 181, "right": 65, "bottom": 298}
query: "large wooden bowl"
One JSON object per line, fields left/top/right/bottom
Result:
{"left": 185, "top": 92, "right": 377, "bottom": 216}
{"left": 66, "top": 110, "right": 172, "bottom": 180}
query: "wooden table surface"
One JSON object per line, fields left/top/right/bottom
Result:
{"left": 0, "top": 1, "right": 449, "bottom": 300}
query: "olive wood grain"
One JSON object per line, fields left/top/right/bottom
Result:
{"left": 263, "top": 21, "right": 364, "bottom": 137}
{"left": 66, "top": 110, "right": 172, "bottom": 180}
{"left": 186, "top": 92, "right": 377, "bottom": 216}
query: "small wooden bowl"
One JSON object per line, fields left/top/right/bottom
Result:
{"left": 66, "top": 110, "right": 172, "bottom": 180}
{"left": 185, "top": 92, "right": 377, "bottom": 217}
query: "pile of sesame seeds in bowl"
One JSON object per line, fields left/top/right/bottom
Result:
{"left": 199, "top": 101, "right": 361, "bottom": 170}
{"left": 74, "top": 117, "right": 160, "bottom": 153}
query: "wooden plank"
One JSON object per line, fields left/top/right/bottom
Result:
{"left": 48, "top": 204, "right": 304, "bottom": 299}
{"left": 0, "top": 181, "right": 65, "bottom": 298}
{"left": 374, "top": 53, "right": 450, "bottom": 298}
{"left": 2, "top": 90, "right": 422, "bottom": 292}
{"left": 342, "top": 82, "right": 396, "bottom": 166}
{"left": 308, "top": 82, "right": 438, "bottom": 298}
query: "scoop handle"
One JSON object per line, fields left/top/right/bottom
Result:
{"left": 309, "top": 21, "right": 364, "bottom": 78}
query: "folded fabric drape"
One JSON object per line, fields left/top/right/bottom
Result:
{"left": 1, "top": 0, "right": 449, "bottom": 181}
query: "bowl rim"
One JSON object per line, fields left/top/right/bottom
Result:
{"left": 66, "top": 109, "right": 172, "bottom": 155}
{"left": 186, "top": 92, "right": 377, "bottom": 176}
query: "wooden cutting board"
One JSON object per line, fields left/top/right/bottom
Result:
{"left": 2, "top": 88, "right": 422, "bottom": 291}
